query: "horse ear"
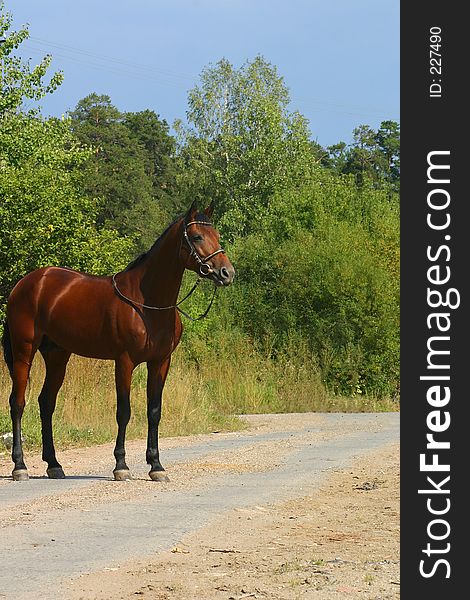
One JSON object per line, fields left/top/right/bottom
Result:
{"left": 186, "top": 200, "right": 198, "bottom": 219}
{"left": 204, "top": 201, "right": 215, "bottom": 219}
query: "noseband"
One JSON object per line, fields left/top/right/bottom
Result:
{"left": 112, "top": 218, "right": 224, "bottom": 321}
{"left": 183, "top": 220, "right": 225, "bottom": 276}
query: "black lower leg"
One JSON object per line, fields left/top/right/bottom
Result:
{"left": 39, "top": 391, "right": 62, "bottom": 470}
{"left": 146, "top": 359, "right": 170, "bottom": 475}
{"left": 113, "top": 394, "right": 131, "bottom": 473}
{"left": 146, "top": 402, "right": 163, "bottom": 472}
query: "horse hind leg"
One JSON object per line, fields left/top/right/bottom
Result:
{"left": 38, "top": 342, "right": 71, "bottom": 479}
{"left": 8, "top": 345, "right": 36, "bottom": 481}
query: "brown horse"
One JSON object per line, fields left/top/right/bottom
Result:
{"left": 1, "top": 202, "right": 234, "bottom": 481}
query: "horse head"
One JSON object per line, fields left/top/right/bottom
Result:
{"left": 181, "top": 201, "right": 235, "bottom": 287}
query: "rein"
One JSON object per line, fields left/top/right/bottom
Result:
{"left": 112, "top": 219, "right": 224, "bottom": 321}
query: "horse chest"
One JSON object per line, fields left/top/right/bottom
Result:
{"left": 131, "top": 318, "right": 180, "bottom": 360}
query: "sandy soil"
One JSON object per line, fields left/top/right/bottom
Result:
{"left": 64, "top": 443, "right": 399, "bottom": 600}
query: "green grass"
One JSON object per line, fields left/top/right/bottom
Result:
{"left": 0, "top": 332, "right": 398, "bottom": 453}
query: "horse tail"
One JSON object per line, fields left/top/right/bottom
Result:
{"left": 2, "top": 319, "right": 14, "bottom": 376}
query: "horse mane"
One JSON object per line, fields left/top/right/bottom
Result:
{"left": 122, "top": 252, "right": 151, "bottom": 272}
{"left": 122, "top": 210, "right": 211, "bottom": 272}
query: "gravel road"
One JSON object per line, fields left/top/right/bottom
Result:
{"left": 0, "top": 412, "right": 399, "bottom": 599}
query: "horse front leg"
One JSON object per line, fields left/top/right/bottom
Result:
{"left": 113, "top": 355, "right": 134, "bottom": 481}
{"left": 146, "top": 357, "right": 171, "bottom": 482}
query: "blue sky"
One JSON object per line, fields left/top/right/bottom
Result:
{"left": 5, "top": 0, "right": 399, "bottom": 147}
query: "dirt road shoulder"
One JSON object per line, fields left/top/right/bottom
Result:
{"left": 65, "top": 442, "right": 399, "bottom": 600}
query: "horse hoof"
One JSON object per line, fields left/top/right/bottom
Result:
{"left": 113, "top": 469, "right": 132, "bottom": 481}
{"left": 149, "top": 470, "right": 170, "bottom": 482}
{"left": 47, "top": 467, "right": 66, "bottom": 479}
{"left": 12, "top": 469, "right": 29, "bottom": 481}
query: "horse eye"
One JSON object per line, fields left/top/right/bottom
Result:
{"left": 192, "top": 235, "right": 203, "bottom": 242}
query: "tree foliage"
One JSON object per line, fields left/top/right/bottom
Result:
{"left": 0, "top": 8, "right": 131, "bottom": 320}
{"left": 325, "top": 120, "right": 400, "bottom": 190}
{"left": 0, "top": 2, "right": 63, "bottom": 116}
{"left": 175, "top": 56, "right": 314, "bottom": 238}
{"left": 0, "top": 112, "right": 132, "bottom": 317}
{"left": 224, "top": 173, "right": 400, "bottom": 396}
{"left": 69, "top": 94, "right": 177, "bottom": 252}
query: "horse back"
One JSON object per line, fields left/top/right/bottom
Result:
{"left": 6, "top": 267, "right": 181, "bottom": 361}
{"left": 7, "top": 267, "right": 121, "bottom": 358}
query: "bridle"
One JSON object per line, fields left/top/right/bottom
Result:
{"left": 183, "top": 220, "right": 225, "bottom": 276}
{"left": 112, "top": 218, "right": 225, "bottom": 321}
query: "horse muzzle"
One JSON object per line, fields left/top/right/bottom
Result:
{"left": 207, "top": 264, "right": 235, "bottom": 286}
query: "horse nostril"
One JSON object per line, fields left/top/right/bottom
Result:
{"left": 218, "top": 266, "right": 234, "bottom": 285}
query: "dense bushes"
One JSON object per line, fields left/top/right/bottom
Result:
{"left": 181, "top": 173, "right": 399, "bottom": 397}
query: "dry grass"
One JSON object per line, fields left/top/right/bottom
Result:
{"left": 0, "top": 335, "right": 398, "bottom": 452}
{"left": 0, "top": 352, "right": 243, "bottom": 451}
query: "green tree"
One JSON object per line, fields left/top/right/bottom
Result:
{"left": 324, "top": 141, "right": 348, "bottom": 172}
{"left": 124, "top": 109, "right": 179, "bottom": 217}
{"left": 338, "top": 124, "right": 381, "bottom": 187}
{"left": 326, "top": 121, "right": 400, "bottom": 190}
{"left": 0, "top": 6, "right": 131, "bottom": 319}
{"left": 0, "top": 115, "right": 132, "bottom": 320}
{"left": 69, "top": 94, "right": 177, "bottom": 251}
{"left": 375, "top": 120, "right": 400, "bottom": 186}
{"left": 176, "top": 56, "right": 314, "bottom": 238}
{"left": 0, "top": 2, "right": 63, "bottom": 116}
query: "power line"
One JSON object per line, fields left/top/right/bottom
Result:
{"left": 20, "top": 36, "right": 398, "bottom": 120}
{"left": 28, "top": 36, "right": 195, "bottom": 82}
{"left": 22, "top": 43, "right": 191, "bottom": 89}
{"left": 292, "top": 95, "right": 399, "bottom": 119}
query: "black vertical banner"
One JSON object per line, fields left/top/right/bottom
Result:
{"left": 401, "top": 4, "right": 467, "bottom": 599}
